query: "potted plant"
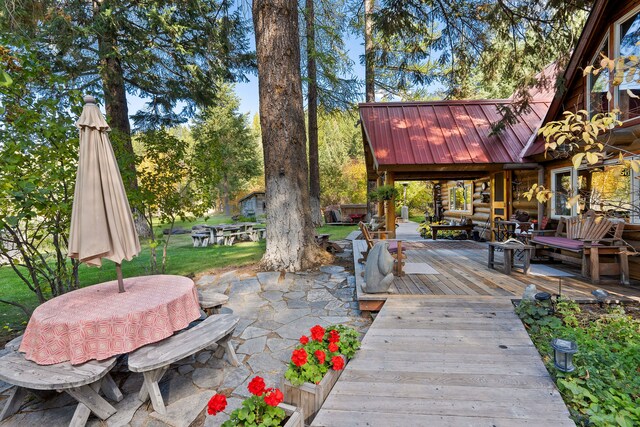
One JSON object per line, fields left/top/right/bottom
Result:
{"left": 282, "top": 324, "right": 360, "bottom": 424}
{"left": 207, "top": 377, "right": 304, "bottom": 427}
{"left": 368, "top": 185, "right": 399, "bottom": 202}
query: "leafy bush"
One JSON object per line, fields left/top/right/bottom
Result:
{"left": 517, "top": 299, "right": 640, "bottom": 426}
{"left": 368, "top": 185, "right": 399, "bottom": 201}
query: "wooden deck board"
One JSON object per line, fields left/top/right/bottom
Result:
{"left": 312, "top": 298, "right": 575, "bottom": 427}
{"left": 354, "top": 240, "right": 640, "bottom": 308}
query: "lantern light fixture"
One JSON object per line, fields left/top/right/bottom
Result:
{"left": 551, "top": 338, "right": 578, "bottom": 373}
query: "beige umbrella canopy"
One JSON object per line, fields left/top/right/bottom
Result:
{"left": 68, "top": 95, "right": 141, "bottom": 292}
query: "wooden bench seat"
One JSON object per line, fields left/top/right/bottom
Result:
{"left": 0, "top": 352, "right": 122, "bottom": 426}
{"left": 191, "top": 232, "right": 210, "bottom": 247}
{"left": 430, "top": 224, "right": 474, "bottom": 240}
{"left": 531, "top": 210, "right": 628, "bottom": 285}
{"left": 4, "top": 334, "right": 22, "bottom": 351}
{"left": 127, "top": 314, "right": 239, "bottom": 414}
{"left": 197, "top": 289, "right": 229, "bottom": 315}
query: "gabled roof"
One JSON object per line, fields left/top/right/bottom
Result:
{"left": 238, "top": 191, "right": 265, "bottom": 203}
{"left": 359, "top": 99, "right": 551, "bottom": 173}
{"left": 523, "top": 0, "right": 608, "bottom": 158}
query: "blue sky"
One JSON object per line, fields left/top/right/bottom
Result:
{"left": 234, "top": 33, "right": 366, "bottom": 117}
{"left": 128, "top": 32, "right": 365, "bottom": 120}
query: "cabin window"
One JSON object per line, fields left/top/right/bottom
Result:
{"left": 551, "top": 164, "right": 638, "bottom": 222}
{"left": 587, "top": 37, "right": 610, "bottom": 118}
{"left": 449, "top": 183, "right": 472, "bottom": 212}
{"left": 616, "top": 7, "right": 640, "bottom": 121}
{"left": 551, "top": 168, "right": 575, "bottom": 218}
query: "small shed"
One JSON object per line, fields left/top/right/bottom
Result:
{"left": 238, "top": 191, "right": 266, "bottom": 217}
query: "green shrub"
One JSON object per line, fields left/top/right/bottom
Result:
{"left": 517, "top": 299, "right": 640, "bottom": 426}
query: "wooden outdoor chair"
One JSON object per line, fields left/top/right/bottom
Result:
{"left": 357, "top": 221, "right": 404, "bottom": 275}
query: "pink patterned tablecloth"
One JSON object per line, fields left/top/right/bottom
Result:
{"left": 19, "top": 275, "right": 201, "bottom": 365}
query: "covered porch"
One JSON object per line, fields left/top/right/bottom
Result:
{"left": 359, "top": 99, "right": 551, "bottom": 238}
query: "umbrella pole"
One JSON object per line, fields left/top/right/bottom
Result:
{"left": 116, "top": 263, "right": 125, "bottom": 293}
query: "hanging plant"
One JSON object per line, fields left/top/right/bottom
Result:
{"left": 368, "top": 185, "right": 400, "bottom": 201}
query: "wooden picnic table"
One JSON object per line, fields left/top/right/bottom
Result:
{"left": 19, "top": 275, "right": 201, "bottom": 365}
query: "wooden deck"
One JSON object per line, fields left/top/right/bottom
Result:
{"left": 354, "top": 240, "right": 640, "bottom": 311}
{"left": 311, "top": 297, "right": 575, "bottom": 427}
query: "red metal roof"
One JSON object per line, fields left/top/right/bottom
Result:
{"left": 360, "top": 99, "right": 551, "bottom": 169}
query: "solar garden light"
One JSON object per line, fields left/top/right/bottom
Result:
{"left": 551, "top": 338, "right": 578, "bottom": 373}
{"left": 591, "top": 289, "right": 610, "bottom": 308}
{"left": 535, "top": 291, "right": 553, "bottom": 315}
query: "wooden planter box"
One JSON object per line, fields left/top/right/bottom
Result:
{"left": 282, "top": 356, "right": 346, "bottom": 425}
{"left": 279, "top": 403, "right": 304, "bottom": 427}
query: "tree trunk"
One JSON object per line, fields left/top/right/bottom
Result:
{"left": 306, "top": 0, "right": 322, "bottom": 227}
{"left": 364, "top": 0, "right": 376, "bottom": 220}
{"left": 364, "top": 0, "right": 375, "bottom": 103}
{"left": 223, "top": 175, "right": 231, "bottom": 217}
{"left": 253, "top": 0, "right": 328, "bottom": 272}
{"left": 94, "top": 0, "right": 150, "bottom": 237}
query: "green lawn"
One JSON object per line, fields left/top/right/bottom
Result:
{"left": 0, "top": 218, "right": 357, "bottom": 336}
{"left": 317, "top": 224, "right": 359, "bottom": 240}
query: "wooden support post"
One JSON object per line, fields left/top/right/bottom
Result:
{"left": 66, "top": 384, "right": 117, "bottom": 421}
{"left": 0, "top": 387, "right": 27, "bottom": 421}
{"left": 100, "top": 373, "right": 123, "bottom": 402}
{"left": 377, "top": 176, "right": 384, "bottom": 221}
{"left": 386, "top": 172, "right": 396, "bottom": 238}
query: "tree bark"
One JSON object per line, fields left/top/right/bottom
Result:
{"left": 364, "top": 0, "right": 376, "bottom": 219}
{"left": 223, "top": 175, "right": 231, "bottom": 217}
{"left": 94, "top": 0, "right": 150, "bottom": 237}
{"left": 306, "top": 0, "right": 322, "bottom": 227}
{"left": 364, "top": 0, "right": 375, "bottom": 103}
{"left": 253, "top": 0, "right": 327, "bottom": 271}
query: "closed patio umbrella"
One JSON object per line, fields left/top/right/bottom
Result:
{"left": 68, "top": 95, "right": 140, "bottom": 292}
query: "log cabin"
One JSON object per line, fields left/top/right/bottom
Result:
{"left": 359, "top": 0, "right": 640, "bottom": 278}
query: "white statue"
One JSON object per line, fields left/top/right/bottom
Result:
{"left": 522, "top": 284, "right": 538, "bottom": 301}
{"left": 363, "top": 241, "right": 395, "bottom": 293}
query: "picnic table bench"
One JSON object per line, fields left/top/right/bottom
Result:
{"left": 128, "top": 314, "right": 239, "bottom": 414}
{"left": 0, "top": 352, "right": 122, "bottom": 426}
{"left": 191, "top": 232, "right": 210, "bottom": 247}
{"left": 198, "top": 289, "right": 229, "bottom": 315}
{"left": 430, "top": 223, "right": 474, "bottom": 240}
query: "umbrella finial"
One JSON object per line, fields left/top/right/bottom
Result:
{"left": 83, "top": 95, "right": 96, "bottom": 105}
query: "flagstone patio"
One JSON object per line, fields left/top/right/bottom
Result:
{"left": 0, "top": 241, "right": 371, "bottom": 427}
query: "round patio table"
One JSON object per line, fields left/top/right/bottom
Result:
{"left": 19, "top": 275, "right": 201, "bottom": 365}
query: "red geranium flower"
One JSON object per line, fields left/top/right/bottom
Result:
{"left": 263, "top": 387, "right": 284, "bottom": 407}
{"left": 331, "top": 355, "right": 345, "bottom": 370}
{"left": 207, "top": 394, "right": 227, "bottom": 415}
{"left": 328, "top": 342, "right": 339, "bottom": 353}
{"left": 310, "top": 325, "right": 325, "bottom": 342}
{"left": 248, "top": 376, "right": 266, "bottom": 396}
{"left": 314, "top": 349, "right": 326, "bottom": 364}
{"left": 329, "top": 330, "right": 340, "bottom": 343}
{"left": 299, "top": 335, "right": 309, "bottom": 345}
{"left": 291, "top": 348, "right": 308, "bottom": 366}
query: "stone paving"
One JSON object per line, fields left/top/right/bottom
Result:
{"left": 0, "top": 241, "right": 372, "bottom": 427}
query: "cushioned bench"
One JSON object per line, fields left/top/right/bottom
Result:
{"left": 128, "top": 314, "right": 239, "bottom": 414}
{"left": 531, "top": 210, "right": 628, "bottom": 285}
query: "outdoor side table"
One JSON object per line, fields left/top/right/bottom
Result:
{"left": 488, "top": 241, "right": 534, "bottom": 275}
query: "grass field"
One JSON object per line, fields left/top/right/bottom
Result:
{"left": 0, "top": 218, "right": 358, "bottom": 337}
